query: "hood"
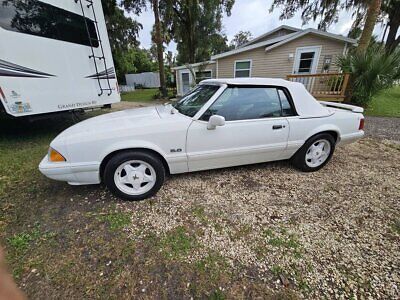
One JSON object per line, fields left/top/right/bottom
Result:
{"left": 51, "top": 104, "right": 191, "bottom": 148}
{"left": 55, "top": 106, "right": 160, "bottom": 141}
{"left": 49, "top": 104, "right": 192, "bottom": 163}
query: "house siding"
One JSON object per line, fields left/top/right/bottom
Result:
{"left": 209, "top": 63, "right": 217, "bottom": 79}
{"left": 217, "top": 34, "right": 345, "bottom": 79}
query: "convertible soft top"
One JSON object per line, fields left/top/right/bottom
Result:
{"left": 200, "top": 78, "right": 332, "bottom": 119}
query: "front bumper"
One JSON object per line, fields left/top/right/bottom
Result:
{"left": 39, "top": 156, "right": 101, "bottom": 185}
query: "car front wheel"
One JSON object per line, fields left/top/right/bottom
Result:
{"left": 104, "top": 151, "right": 165, "bottom": 201}
{"left": 291, "top": 133, "right": 336, "bottom": 172}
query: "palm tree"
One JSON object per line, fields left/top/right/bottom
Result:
{"left": 337, "top": 45, "right": 400, "bottom": 104}
{"left": 357, "top": 0, "right": 382, "bottom": 54}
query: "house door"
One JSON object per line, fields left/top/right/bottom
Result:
{"left": 181, "top": 72, "right": 190, "bottom": 95}
{"left": 293, "top": 46, "right": 321, "bottom": 74}
{"left": 293, "top": 46, "right": 321, "bottom": 91}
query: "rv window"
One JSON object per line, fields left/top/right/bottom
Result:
{"left": 0, "top": 0, "right": 99, "bottom": 47}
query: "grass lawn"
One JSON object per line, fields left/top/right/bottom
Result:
{"left": 0, "top": 115, "right": 146, "bottom": 298}
{"left": 0, "top": 112, "right": 298, "bottom": 299}
{"left": 365, "top": 86, "right": 400, "bottom": 118}
{"left": 0, "top": 113, "right": 278, "bottom": 299}
{"left": 121, "top": 88, "right": 175, "bottom": 102}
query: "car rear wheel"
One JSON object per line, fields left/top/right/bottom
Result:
{"left": 104, "top": 151, "right": 165, "bottom": 201}
{"left": 291, "top": 133, "right": 335, "bottom": 172}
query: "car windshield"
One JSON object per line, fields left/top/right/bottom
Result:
{"left": 173, "top": 85, "right": 220, "bottom": 117}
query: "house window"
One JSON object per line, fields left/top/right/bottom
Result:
{"left": 195, "top": 70, "right": 212, "bottom": 83}
{"left": 234, "top": 60, "right": 251, "bottom": 78}
{"left": 298, "top": 52, "right": 315, "bottom": 73}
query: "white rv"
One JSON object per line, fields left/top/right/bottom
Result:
{"left": 0, "top": 0, "right": 120, "bottom": 118}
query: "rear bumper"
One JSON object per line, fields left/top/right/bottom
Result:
{"left": 338, "top": 131, "right": 364, "bottom": 145}
{"left": 39, "top": 156, "right": 101, "bottom": 185}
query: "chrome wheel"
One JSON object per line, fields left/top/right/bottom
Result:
{"left": 114, "top": 160, "right": 156, "bottom": 196}
{"left": 305, "top": 139, "right": 331, "bottom": 168}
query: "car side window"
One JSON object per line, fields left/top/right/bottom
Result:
{"left": 202, "top": 87, "right": 293, "bottom": 121}
{"left": 278, "top": 89, "right": 295, "bottom": 116}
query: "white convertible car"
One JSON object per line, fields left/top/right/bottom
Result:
{"left": 39, "top": 78, "right": 365, "bottom": 200}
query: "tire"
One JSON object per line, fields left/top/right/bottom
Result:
{"left": 104, "top": 151, "right": 165, "bottom": 201}
{"left": 291, "top": 133, "right": 336, "bottom": 172}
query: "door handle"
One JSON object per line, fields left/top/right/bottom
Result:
{"left": 272, "top": 125, "right": 284, "bottom": 130}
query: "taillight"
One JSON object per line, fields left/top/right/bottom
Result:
{"left": 359, "top": 118, "right": 365, "bottom": 130}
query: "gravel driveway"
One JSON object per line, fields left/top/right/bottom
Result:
{"left": 108, "top": 101, "right": 400, "bottom": 298}
{"left": 119, "top": 138, "right": 399, "bottom": 299}
{"left": 365, "top": 116, "right": 400, "bottom": 141}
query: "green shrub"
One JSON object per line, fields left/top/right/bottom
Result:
{"left": 336, "top": 46, "right": 400, "bottom": 105}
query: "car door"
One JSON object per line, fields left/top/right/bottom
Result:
{"left": 186, "top": 86, "right": 292, "bottom": 172}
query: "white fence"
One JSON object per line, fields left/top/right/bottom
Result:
{"left": 125, "top": 72, "right": 160, "bottom": 88}
{"left": 119, "top": 85, "right": 135, "bottom": 93}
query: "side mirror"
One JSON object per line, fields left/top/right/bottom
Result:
{"left": 207, "top": 115, "right": 225, "bottom": 130}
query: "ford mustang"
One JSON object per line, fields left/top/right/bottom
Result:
{"left": 39, "top": 78, "right": 365, "bottom": 200}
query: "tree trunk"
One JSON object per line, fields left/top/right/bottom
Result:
{"left": 152, "top": 0, "right": 167, "bottom": 97}
{"left": 386, "top": 24, "right": 400, "bottom": 53}
{"left": 186, "top": 0, "right": 196, "bottom": 63}
{"left": 384, "top": 0, "right": 400, "bottom": 53}
{"left": 357, "top": 0, "right": 382, "bottom": 54}
{"left": 381, "top": 22, "right": 388, "bottom": 43}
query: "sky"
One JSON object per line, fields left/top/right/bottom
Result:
{"left": 131, "top": 0, "right": 387, "bottom": 53}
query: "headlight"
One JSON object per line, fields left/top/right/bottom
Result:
{"left": 48, "top": 147, "right": 66, "bottom": 162}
